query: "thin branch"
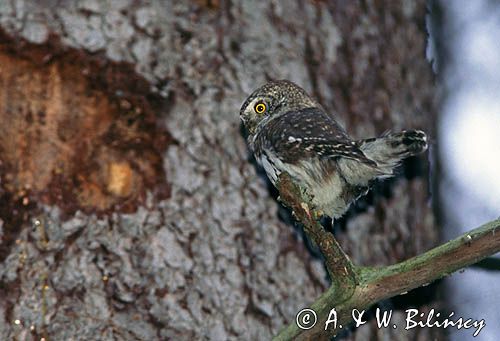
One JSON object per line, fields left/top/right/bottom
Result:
{"left": 274, "top": 173, "right": 500, "bottom": 340}
{"left": 277, "top": 174, "right": 357, "bottom": 302}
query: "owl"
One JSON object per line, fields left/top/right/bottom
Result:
{"left": 240, "top": 80, "right": 427, "bottom": 219}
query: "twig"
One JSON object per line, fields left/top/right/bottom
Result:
{"left": 274, "top": 173, "right": 500, "bottom": 340}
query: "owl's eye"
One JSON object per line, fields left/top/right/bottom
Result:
{"left": 254, "top": 102, "right": 267, "bottom": 114}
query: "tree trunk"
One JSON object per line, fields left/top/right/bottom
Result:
{"left": 0, "top": 1, "right": 439, "bottom": 340}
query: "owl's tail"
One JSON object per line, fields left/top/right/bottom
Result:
{"left": 337, "top": 130, "right": 427, "bottom": 186}
{"left": 359, "top": 130, "right": 428, "bottom": 177}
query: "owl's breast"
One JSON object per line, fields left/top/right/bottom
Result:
{"left": 258, "top": 153, "right": 359, "bottom": 218}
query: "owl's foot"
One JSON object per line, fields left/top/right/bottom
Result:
{"left": 300, "top": 202, "right": 313, "bottom": 221}
{"left": 300, "top": 202, "right": 323, "bottom": 221}
{"left": 313, "top": 209, "right": 324, "bottom": 220}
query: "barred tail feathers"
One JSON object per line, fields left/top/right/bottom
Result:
{"left": 359, "top": 130, "right": 428, "bottom": 176}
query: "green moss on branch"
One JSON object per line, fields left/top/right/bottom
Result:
{"left": 274, "top": 173, "right": 500, "bottom": 340}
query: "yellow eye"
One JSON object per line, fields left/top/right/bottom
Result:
{"left": 254, "top": 102, "right": 266, "bottom": 114}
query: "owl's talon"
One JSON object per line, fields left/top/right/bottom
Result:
{"left": 312, "top": 210, "right": 324, "bottom": 220}
{"left": 300, "top": 202, "right": 323, "bottom": 221}
{"left": 300, "top": 202, "right": 313, "bottom": 220}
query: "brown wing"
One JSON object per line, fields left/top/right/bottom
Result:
{"left": 254, "top": 107, "right": 376, "bottom": 166}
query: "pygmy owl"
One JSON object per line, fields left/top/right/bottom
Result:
{"left": 240, "top": 80, "right": 427, "bottom": 219}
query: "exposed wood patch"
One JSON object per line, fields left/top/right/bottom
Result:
{"left": 0, "top": 30, "right": 172, "bottom": 218}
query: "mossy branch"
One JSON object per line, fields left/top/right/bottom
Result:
{"left": 276, "top": 174, "right": 358, "bottom": 302}
{"left": 274, "top": 173, "right": 500, "bottom": 340}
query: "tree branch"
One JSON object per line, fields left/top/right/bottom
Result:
{"left": 277, "top": 174, "right": 357, "bottom": 302}
{"left": 274, "top": 173, "right": 500, "bottom": 340}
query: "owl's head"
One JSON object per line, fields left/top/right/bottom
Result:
{"left": 239, "top": 80, "right": 317, "bottom": 135}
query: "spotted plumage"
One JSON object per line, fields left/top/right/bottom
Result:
{"left": 240, "top": 80, "right": 427, "bottom": 218}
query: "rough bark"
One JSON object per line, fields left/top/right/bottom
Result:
{"left": 0, "top": 1, "right": 438, "bottom": 340}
